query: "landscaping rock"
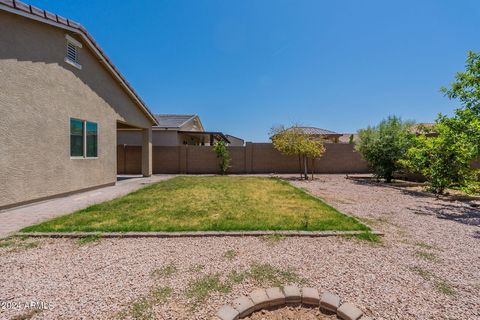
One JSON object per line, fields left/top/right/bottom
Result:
{"left": 320, "top": 291, "right": 340, "bottom": 313}
{"left": 337, "top": 302, "right": 363, "bottom": 320}
{"left": 232, "top": 296, "right": 255, "bottom": 318}
{"left": 265, "top": 287, "right": 286, "bottom": 307}
{"left": 216, "top": 305, "right": 239, "bottom": 320}
{"left": 282, "top": 285, "right": 302, "bottom": 305}
{"left": 249, "top": 288, "right": 270, "bottom": 311}
{"left": 301, "top": 287, "right": 320, "bottom": 306}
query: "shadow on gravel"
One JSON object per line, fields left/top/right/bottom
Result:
{"left": 410, "top": 203, "right": 480, "bottom": 227}
{"left": 349, "top": 178, "right": 433, "bottom": 199}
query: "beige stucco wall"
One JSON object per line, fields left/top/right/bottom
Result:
{"left": 0, "top": 11, "right": 154, "bottom": 208}
{"left": 117, "top": 130, "right": 181, "bottom": 146}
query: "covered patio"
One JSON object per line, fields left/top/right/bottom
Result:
{"left": 117, "top": 121, "right": 152, "bottom": 177}
{"left": 178, "top": 130, "right": 230, "bottom": 146}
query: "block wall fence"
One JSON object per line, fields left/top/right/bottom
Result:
{"left": 117, "top": 143, "right": 370, "bottom": 175}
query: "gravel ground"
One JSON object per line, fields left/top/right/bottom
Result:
{"left": 0, "top": 175, "right": 479, "bottom": 320}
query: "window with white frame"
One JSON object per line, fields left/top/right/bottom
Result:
{"left": 70, "top": 118, "right": 98, "bottom": 158}
{"left": 64, "top": 34, "right": 82, "bottom": 69}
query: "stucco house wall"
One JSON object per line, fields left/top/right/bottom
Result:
{"left": 117, "top": 130, "right": 182, "bottom": 146}
{"left": 0, "top": 10, "right": 154, "bottom": 209}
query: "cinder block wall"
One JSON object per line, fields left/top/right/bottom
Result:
{"left": 117, "top": 143, "right": 370, "bottom": 174}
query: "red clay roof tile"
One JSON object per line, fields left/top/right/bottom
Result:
{"left": 13, "top": 0, "right": 30, "bottom": 13}
{"left": 0, "top": 0, "right": 13, "bottom": 7}
{"left": 30, "top": 5, "right": 44, "bottom": 17}
{"left": 56, "top": 14, "right": 68, "bottom": 25}
{"left": 44, "top": 10, "right": 56, "bottom": 21}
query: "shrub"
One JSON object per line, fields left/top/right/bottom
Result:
{"left": 356, "top": 116, "right": 415, "bottom": 182}
{"left": 401, "top": 118, "right": 478, "bottom": 194}
{"left": 212, "top": 141, "right": 231, "bottom": 175}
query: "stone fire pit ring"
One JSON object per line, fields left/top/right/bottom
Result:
{"left": 215, "top": 286, "right": 368, "bottom": 320}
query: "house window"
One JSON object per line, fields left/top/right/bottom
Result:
{"left": 64, "top": 35, "right": 82, "bottom": 69}
{"left": 70, "top": 119, "right": 84, "bottom": 157}
{"left": 70, "top": 118, "right": 98, "bottom": 158}
{"left": 86, "top": 122, "right": 98, "bottom": 157}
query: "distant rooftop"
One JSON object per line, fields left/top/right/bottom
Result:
{"left": 154, "top": 114, "right": 196, "bottom": 128}
{"left": 290, "top": 126, "right": 341, "bottom": 136}
{"left": 410, "top": 122, "right": 436, "bottom": 135}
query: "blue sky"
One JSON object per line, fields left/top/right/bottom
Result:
{"left": 29, "top": 0, "right": 480, "bottom": 141}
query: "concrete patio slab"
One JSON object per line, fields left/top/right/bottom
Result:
{"left": 0, "top": 175, "right": 174, "bottom": 238}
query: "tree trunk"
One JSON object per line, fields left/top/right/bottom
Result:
{"left": 298, "top": 155, "right": 302, "bottom": 179}
{"left": 311, "top": 158, "right": 315, "bottom": 180}
{"left": 385, "top": 173, "right": 392, "bottom": 183}
{"left": 303, "top": 156, "right": 308, "bottom": 180}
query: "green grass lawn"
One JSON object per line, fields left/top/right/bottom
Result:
{"left": 22, "top": 176, "right": 369, "bottom": 232}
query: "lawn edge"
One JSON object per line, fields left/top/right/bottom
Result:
{"left": 15, "top": 230, "right": 383, "bottom": 238}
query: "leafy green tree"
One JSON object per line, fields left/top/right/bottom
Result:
{"left": 356, "top": 116, "right": 415, "bottom": 182}
{"left": 440, "top": 50, "right": 480, "bottom": 158}
{"left": 270, "top": 125, "right": 325, "bottom": 180}
{"left": 401, "top": 51, "right": 480, "bottom": 193}
{"left": 212, "top": 141, "right": 231, "bottom": 175}
{"left": 401, "top": 120, "right": 477, "bottom": 194}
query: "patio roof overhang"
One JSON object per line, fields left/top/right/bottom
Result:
{"left": 178, "top": 131, "right": 230, "bottom": 144}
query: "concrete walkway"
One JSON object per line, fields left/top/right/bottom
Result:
{"left": 0, "top": 175, "right": 175, "bottom": 238}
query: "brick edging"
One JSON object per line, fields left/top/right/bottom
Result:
{"left": 216, "top": 286, "right": 368, "bottom": 320}
{"left": 14, "top": 230, "right": 383, "bottom": 239}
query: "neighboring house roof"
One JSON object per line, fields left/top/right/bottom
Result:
{"left": 0, "top": 0, "right": 158, "bottom": 125}
{"left": 225, "top": 134, "right": 244, "bottom": 141}
{"left": 410, "top": 122, "right": 434, "bottom": 132}
{"left": 153, "top": 114, "right": 205, "bottom": 131}
{"left": 154, "top": 114, "right": 196, "bottom": 128}
{"left": 289, "top": 126, "right": 342, "bottom": 136}
{"left": 410, "top": 122, "right": 437, "bottom": 136}
{"left": 178, "top": 131, "right": 230, "bottom": 143}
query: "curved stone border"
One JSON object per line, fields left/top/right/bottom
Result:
{"left": 15, "top": 230, "right": 383, "bottom": 239}
{"left": 215, "top": 286, "right": 370, "bottom": 320}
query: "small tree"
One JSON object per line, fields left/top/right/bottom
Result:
{"left": 270, "top": 125, "right": 325, "bottom": 180}
{"left": 356, "top": 116, "right": 414, "bottom": 182}
{"left": 212, "top": 141, "right": 231, "bottom": 175}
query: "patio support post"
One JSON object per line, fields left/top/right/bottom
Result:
{"left": 141, "top": 127, "right": 152, "bottom": 177}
